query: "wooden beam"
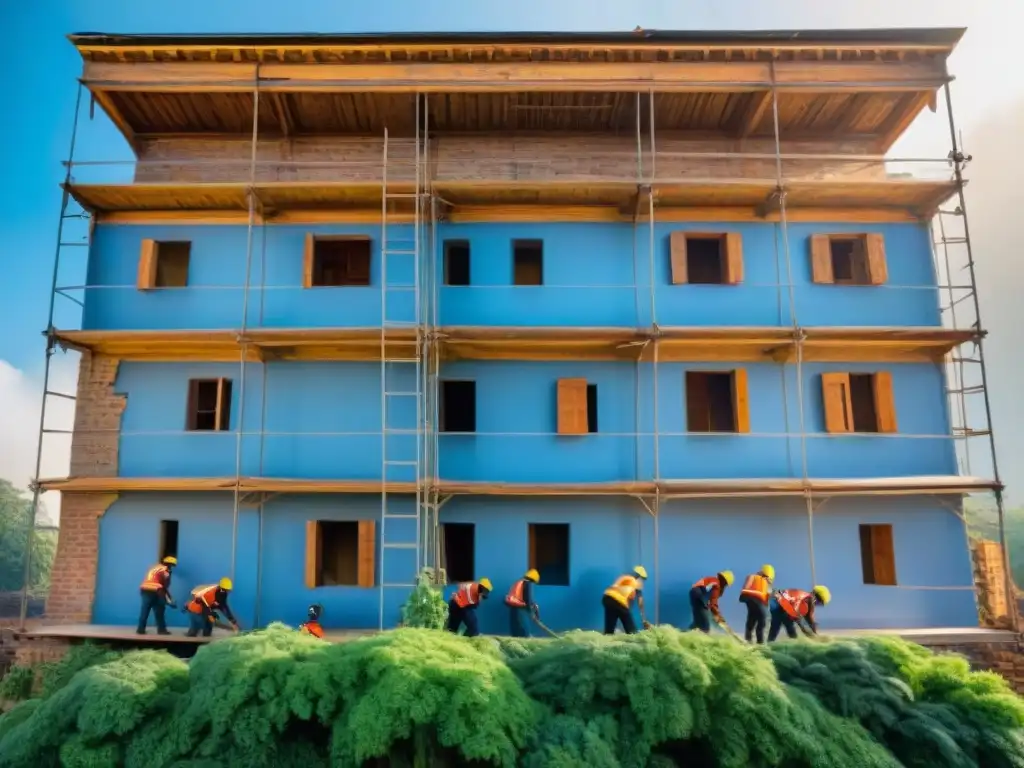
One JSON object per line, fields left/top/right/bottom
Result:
{"left": 270, "top": 93, "right": 295, "bottom": 137}
{"left": 734, "top": 90, "right": 773, "bottom": 138}
{"left": 89, "top": 90, "right": 136, "bottom": 147}
{"left": 872, "top": 90, "right": 936, "bottom": 152}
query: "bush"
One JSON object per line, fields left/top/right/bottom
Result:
{"left": 0, "top": 626, "right": 1021, "bottom": 767}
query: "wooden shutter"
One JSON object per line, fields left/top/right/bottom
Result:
{"left": 865, "top": 234, "right": 888, "bottom": 285}
{"left": 185, "top": 380, "right": 200, "bottom": 430}
{"left": 872, "top": 372, "right": 898, "bottom": 433}
{"left": 138, "top": 239, "right": 158, "bottom": 290}
{"left": 303, "top": 234, "right": 315, "bottom": 288}
{"left": 810, "top": 235, "right": 834, "bottom": 284}
{"left": 305, "top": 521, "right": 322, "bottom": 589}
{"left": 669, "top": 232, "right": 688, "bottom": 285}
{"left": 724, "top": 233, "right": 744, "bottom": 284}
{"left": 557, "top": 378, "right": 589, "bottom": 435}
{"left": 731, "top": 368, "right": 750, "bottom": 433}
{"left": 822, "top": 373, "right": 853, "bottom": 433}
{"left": 215, "top": 379, "right": 227, "bottom": 431}
{"left": 872, "top": 525, "right": 897, "bottom": 585}
{"left": 357, "top": 520, "right": 376, "bottom": 588}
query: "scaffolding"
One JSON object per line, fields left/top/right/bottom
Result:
{"left": 19, "top": 60, "right": 1012, "bottom": 632}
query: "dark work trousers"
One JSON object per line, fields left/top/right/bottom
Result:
{"left": 741, "top": 595, "right": 770, "bottom": 644}
{"left": 688, "top": 587, "right": 712, "bottom": 633}
{"left": 446, "top": 600, "right": 480, "bottom": 637}
{"left": 768, "top": 607, "right": 799, "bottom": 642}
{"left": 602, "top": 594, "right": 637, "bottom": 635}
{"left": 186, "top": 608, "right": 214, "bottom": 637}
{"left": 137, "top": 589, "right": 168, "bottom": 634}
{"left": 509, "top": 607, "right": 532, "bottom": 637}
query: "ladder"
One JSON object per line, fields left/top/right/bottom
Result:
{"left": 378, "top": 118, "right": 424, "bottom": 630}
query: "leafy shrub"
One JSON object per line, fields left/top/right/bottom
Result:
{"left": 0, "top": 664, "right": 34, "bottom": 702}
{"left": 400, "top": 569, "right": 449, "bottom": 630}
{"left": 0, "top": 626, "right": 1022, "bottom": 768}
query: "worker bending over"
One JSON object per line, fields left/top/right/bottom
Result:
{"left": 137, "top": 556, "right": 178, "bottom": 635}
{"left": 447, "top": 578, "right": 492, "bottom": 637}
{"left": 738, "top": 564, "right": 775, "bottom": 644}
{"left": 185, "top": 578, "right": 239, "bottom": 638}
{"left": 768, "top": 586, "right": 831, "bottom": 641}
{"left": 299, "top": 603, "right": 325, "bottom": 639}
{"left": 689, "top": 571, "right": 734, "bottom": 633}
{"left": 505, "top": 569, "right": 540, "bottom": 637}
{"left": 602, "top": 565, "right": 650, "bottom": 634}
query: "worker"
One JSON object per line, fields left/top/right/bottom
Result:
{"left": 505, "top": 569, "right": 541, "bottom": 637}
{"left": 299, "top": 603, "right": 325, "bottom": 639}
{"left": 602, "top": 565, "right": 650, "bottom": 634}
{"left": 768, "top": 586, "right": 832, "bottom": 642}
{"left": 689, "top": 571, "right": 734, "bottom": 633}
{"left": 446, "top": 578, "right": 492, "bottom": 637}
{"left": 738, "top": 564, "right": 776, "bottom": 644}
{"left": 185, "top": 578, "right": 240, "bottom": 638}
{"left": 137, "top": 556, "right": 178, "bottom": 636}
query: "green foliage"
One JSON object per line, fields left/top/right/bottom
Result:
{"left": 1, "top": 626, "right": 1023, "bottom": 768}
{"left": 400, "top": 569, "right": 449, "bottom": 630}
{"left": 964, "top": 497, "right": 1024, "bottom": 588}
{"left": 0, "top": 664, "right": 34, "bottom": 702}
{"left": 0, "top": 479, "right": 57, "bottom": 595}
{"left": 39, "top": 643, "right": 124, "bottom": 699}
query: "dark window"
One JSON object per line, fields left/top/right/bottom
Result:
{"left": 859, "top": 524, "right": 897, "bottom": 585}
{"left": 829, "top": 237, "right": 870, "bottom": 285}
{"left": 686, "top": 237, "right": 725, "bottom": 284}
{"left": 313, "top": 238, "right": 371, "bottom": 286}
{"left": 320, "top": 521, "right": 359, "bottom": 586}
{"left": 849, "top": 374, "right": 879, "bottom": 433}
{"left": 529, "top": 523, "right": 570, "bottom": 586}
{"left": 443, "top": 523, "right": 475, "bottom": 583}
{"left": 440, "top": 380, "right": 476, "bottom": 433}
{"left": 186, "top": 379, "right": 232, "bottom": 431}
{"left": 586, "top": 384, "right": 598, "bottom": 434}
{"left": 154, "top": 242, "right": 191, "bottom": 288}
{"left": 158, "top": 520, "right": 179, "bottom": 560}
{"left": 686, "top": 372, "right": 736, "bottom": 433}
{"left": 513, "top": 240, "right": 543, "bottom": 286}
{"left": 444, "top": 240, "right": 471, "bottom": 286}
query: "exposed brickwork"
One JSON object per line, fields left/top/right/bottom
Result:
{"left": 69, "top": 353, "right": 126, "bottom": 477}
{"left": 134, "top": 134, "right": 883, "bottom": 185}
{"left": 44, "top": 493, "right": 118, "bottom": 624}
{"left": 922, "top": 638, "right": 1024, "bottom": 695}
{"left": 12, "top": 636, "right": 70, "bottom": 668}
{"left": 972, "top": 539, "right": 1018, "bottom": 630}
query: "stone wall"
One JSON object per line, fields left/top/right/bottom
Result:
{"left": 133, "top": 134, "right": 886, "bottom": 185}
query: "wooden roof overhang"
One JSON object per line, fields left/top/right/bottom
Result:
{"left": 53, "top": 326, "right": 978, "bottom": 364}
{"left": 37, "top": 475, "right": 998, "bottom": 498}
{"left": 70, "top": 29, "right": 960, "bottom": 151}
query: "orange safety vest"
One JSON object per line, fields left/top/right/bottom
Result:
{"left": 604, "top": 575, "right": 640, "bottom": 608}
{"left": 453, "top": 582, "right": 482, "bottom": 609}
{"left": 505, "top": 579, "right": 527, "bottom": 608}
{"left": 692, "top": 576, "right": 723, "bottom": 609}
{"left": 740, "top": 573, "right": 771, "bottom": 604}
{"left": 300, "top": 621, "right": 324, "bottom": 639}
{"left": 777, "top": 590, "right": 812, "bottom": 620}
{"left": 140, "top": 564, "right": 169, "bottom": 592}
{"left": 187, "top": 585, "right": 220, "bottom": 614}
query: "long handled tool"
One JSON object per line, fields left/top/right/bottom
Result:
{"left": 532, "top": 615, "right": 559, "bottom": 638}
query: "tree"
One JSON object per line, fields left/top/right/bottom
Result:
{"left": 0, "top": 480, "right": 57, "bottom": 596}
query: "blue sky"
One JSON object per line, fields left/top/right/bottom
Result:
{"left": 2, "top": 0, "right": 1021, "bottom": 500}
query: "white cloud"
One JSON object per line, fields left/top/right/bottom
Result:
{"left": 0, "top": 354, "right": 79, "bottom": 525}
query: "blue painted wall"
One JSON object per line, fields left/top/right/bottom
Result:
{"left": 92, "top": 493, "right": 977, "bottom": 632}
{"left": 114, "top": 359, "right": 955, "bottom": 481}
{"left": 82, "top": 221, "right": 939, "bottom": 331}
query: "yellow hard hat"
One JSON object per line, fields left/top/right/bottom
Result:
{"left": 719, "top": 570, "right": 735, "bottom": 586}
{"left": 813, "top": 585, "right": 831, "bottom": 605}
{"left": 162, "top": 556, "right": 178, "bottom": 566}
{"left": 219, "top": 578, "right": 233, "bottom": 591}
{"left": 478, "top": 578, "right": 493, "bottom": 592}
{"left": 633, "top": 565, "right": 648, "bottom": 580}
{"left": 761, "top": 564, "right": 775, "bottom": 581}
{"left": 524, "top": 569, "right": 540, "bottom": 583}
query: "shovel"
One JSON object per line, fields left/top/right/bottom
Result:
{"left": 532, "top": 615, "right": 559, "bottom": 638}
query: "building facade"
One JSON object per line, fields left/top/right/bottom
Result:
{"left": 40, "top": 29, "right": 998, "bottom": 635}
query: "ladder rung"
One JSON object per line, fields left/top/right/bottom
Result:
{"left": 953, "top": 428, "right": 991, "bottom": 437}
{"left": 384, "top": 460, "right": 419, "bottom": 466}
{"left": 384, "top": 250, "right": 417, "bottom": 255}
{"left": 383, "top": 542, "right": 418, "bottom": 549}
{"left": 59, "top": 242, "right": 89, "bottom": 247}
{"left": 384, "top": 514, "right": 420, "bottom": 520}
{"left": 385, "top": 193, "right": 420, "bottom": 199}
{"left": 382, "top": 358, "right": 421, "bottom": 363}
{"left": 382, "top": 320, "right": 418, "bottom": 326}
{"left": 382, "top": 428, "right": 419, "bottom": 434}
{"left": 949, "top": 357, "right": 981, "bottom": 364}
{"left": 46, "top": 390, "right": 77, "bottom": 401}
{"left": 385, "top": 391, "right": 420, "bottom": 396}
{"left": 947, "top": 385, "right": 986, "bottom": 395}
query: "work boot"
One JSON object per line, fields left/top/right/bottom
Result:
{"left": 157, "top": 630, "right": 172, "bottom": 636}
{"left": 136, "top": 629, "right": 147, "bottom": 635}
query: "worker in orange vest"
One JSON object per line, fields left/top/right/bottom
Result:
{"left": 689, "top": 571, "right": 734, "bottom": 633}
{"left": 299, "top": 603, "right": 325, "bottom": 639}
{"left": 137, "top": 556, "right": 178, "bottom": 636}
{"left": 185, "top": 578, "right": 239, "bottom": 638}
{"left": 602, "top": 565, "right": 650, "bottom": 634}
{"left": 768, "top": 586, "right": 832, "bottom": 642}
{"left": 738, "top": 564, "right": 776, "bottom": 644}
{"left": 505, "top": 569, "right": 540, "bottom": 637}
{"left": 446, "top": 578, "right": 492, "bottom": 637}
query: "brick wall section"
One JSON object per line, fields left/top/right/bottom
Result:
{"left": 922, "top": 639, "right": 1024, "bottom": 695}
{"left": 69, "top": 353, "right": 126, "bottom": 478}
{"left": 44, "top": 493, "right": 118, "bottom": 623}
{"left": 972, "top": 539, "right": 1018, "bottom": 630}
{"left": 134, "top": 134, "right": 884, "bottom": 185}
